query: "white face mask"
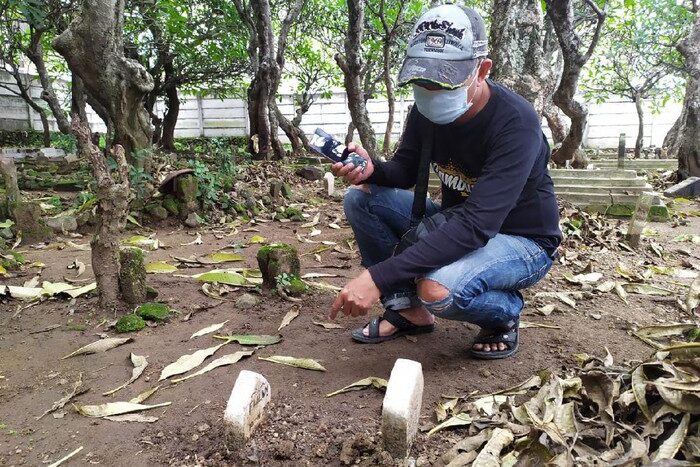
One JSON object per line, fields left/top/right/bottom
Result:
{"left": 412, "top": 71, "right": 478, "bottom": 124}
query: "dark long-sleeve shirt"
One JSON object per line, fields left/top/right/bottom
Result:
{"left": 366, "top": 80, "right": 562, "bottom": 294}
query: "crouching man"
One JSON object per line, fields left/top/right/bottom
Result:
{"left": 329, "top": 3, "right": 561, "bottom": 359}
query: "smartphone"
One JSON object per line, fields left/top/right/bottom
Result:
{"left": 309, "top": 128, "right": 367, "bottom": 172}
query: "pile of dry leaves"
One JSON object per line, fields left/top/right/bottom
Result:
{"left": 429, "top": 324, "right": 699, "bottom": 466}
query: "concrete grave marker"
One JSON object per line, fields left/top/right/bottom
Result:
{"left": 626, "top": 192, "right": 654, "bottom": 248}
{"left": 224, "top": 370, "right": 271, "bottom": 448}
{"left": 323, "top": 172, "right": 335, "bottom": 196}
{"left": 382, "top": 358, "right": 423, "bottom": 458}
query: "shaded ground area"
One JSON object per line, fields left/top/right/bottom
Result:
{"left": 1, "top": 183, "right": 698, "bottom": 466}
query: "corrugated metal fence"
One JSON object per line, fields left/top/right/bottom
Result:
{"left": 0, "top": 70, "right": 682, "bottom": 149}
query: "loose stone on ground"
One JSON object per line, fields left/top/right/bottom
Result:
{"left": 664, "top": 176, "right": 700, "bottom": 198}
{"left": 224, "top": 370, "right": 271, "bottom": 449}
{"left": 236, "top": 293, "right": 260, "bottom": 309}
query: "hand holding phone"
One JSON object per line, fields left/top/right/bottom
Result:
{"left": 310, "top": 128, "right": 374, "bottom": 185}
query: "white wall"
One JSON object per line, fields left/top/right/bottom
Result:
{"left": 0, "top": 70, "right": 683, "bottom": 149}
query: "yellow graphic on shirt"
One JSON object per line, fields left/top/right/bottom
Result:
{"left": 431, "top": 162, "right": 477, "bottom": 197}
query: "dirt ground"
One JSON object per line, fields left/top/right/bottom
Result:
{"left": 1, "top": 191, "right": 698, "bottom": 466}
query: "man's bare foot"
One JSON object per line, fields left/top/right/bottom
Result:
{"left": 362, "top": 306, "right": 434, "bottom": 337}
{"left": 470, "top": 320, "right": 519, "bottom": 357}
{"left": 472, "top": 342, "right": 508, "bottom": 352}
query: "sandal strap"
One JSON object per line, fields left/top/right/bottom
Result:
{"left": 475, "top": 320, "right": 519, "bottom": 347}
{"left": 367, "top": 317, "right": 381, "bottom": 338}
{"left": 382, "top": 309, "right": 417, "bottom": 330}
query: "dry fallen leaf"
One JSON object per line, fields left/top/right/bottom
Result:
{"left": 258, "top": 355, "right": 326, "bottom": 371}
{"left": 76, "top": 401, "right": 171, "bottom": 417}
{"left": 145, "top": 262, "right": 178, "bottom": 274}
{"left": 159, "top": 343, "right": 227, "bottom": 380}
{"left": 326, "top": 377, "right": 388, "bottom": 397}
{"left": 47, "top": 446, "right": 84, "bottom": 467}
{"left": 190, "top": 321, "right": 229, "bottom": 339}
{"left": 278, "top": 307, "right": 300, "bottom": 331}
{"left": 104, "top": 414, "right": 159, "bottom": 423}
{"left": 197, "top": 252, "right": 244, "bottom": 264}
{"left": 129, "top": 386, "right": 160, "bottom": 404}
{"left": 213, "top": 334, "right": 282, "bottom": 346}
{"left": 436, "top": 397, "right": 460, "bottom": 422}
{"left": 427, "top": 412, "right": 473, "bottom": 437}
{"left": 312, "top": 320, "right": 344, "bottom": 330}
{"left": 62, "top": 337, "right": 133, "bottom": 359}
{"left": 180, "top": 233, "right": 203, "bottom": 246}
{"left": 623, "top": 283, "right": 673, "bottom": 296}
{"left": 171, "top": 351, "right": 254, "bottom": 383}
{"left": 38, "top": 373, "right": 87, "bottom": 419}
{"left": 103, "top": 353, "right": 148, "bottom": 396}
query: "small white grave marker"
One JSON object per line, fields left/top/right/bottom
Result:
{"left": 382, "top": 358, "right": 424, "bottom": 458}
{"left": 224, "top": 370, "right": 271, "bottom": 448}
{"left": 323, "top": 172, "right": 335, "bottom": 196}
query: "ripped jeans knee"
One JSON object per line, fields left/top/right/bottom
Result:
{"left": 417, "top": 279, "right": 455, "bottom": 316}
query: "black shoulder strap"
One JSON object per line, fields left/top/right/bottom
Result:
{"left": 409, "top": 122, "right": 434, "bottom": 228}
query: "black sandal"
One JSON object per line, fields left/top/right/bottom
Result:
{"left": 351, "top": 309, "right": 435, "bottom": 344}
{"left": 469, "top": 319, "right": 519, "bottom": 360}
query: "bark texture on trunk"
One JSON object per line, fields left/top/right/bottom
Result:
{"left": 234, "top": 0, "right": 304, "bottom": 159}
{"left": 543, "top": 102, "right": 567, "bottom": 144}
{"left": 489, "top": 0, "right": 548, "bottom": 116}
{"left": 376, "top": 0, "right": 409, "bottom": 155}
{"left": 0, "top": 157, "right": 20, "bottom": 214}
{"left": 160, "top": 84, "right": 179, "bottom": 151}
{"left": 53, "top": 0, "right": 154, "bottom": 161}
{"left": 71, "top": 74, "right": 88, "bottom": 124}
{"left": 336, "top": 0, "right": 377, "bottom": 159}
{"left": 670, "top": 12, "right": 700, "bottom": 179}
{"left": 546, "top": 0, "right": 605, "bottom": 166}
{"left": 72, "top": 118, "right": 130, "bottom": 311}
{"left": 381, "top": 38, "right": 396, "bottom": 155}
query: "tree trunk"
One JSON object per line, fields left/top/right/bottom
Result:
{"left": 543, "top": 102, "right": 567, "bottom": 144}
{"left": 72, "top": 118, "right": 130, "bottom": 311}
{"left": 5, "top": 67, "right": 52, "bottom": 147}
{"left": 489, "top": 0, "right": 548, "bottom": 116}
{"left": 663, "top": 111, "right": 682, "bottom": 154}
{"left": 245, "top": 0, "right": 278, "bottom": 159}
{"left": 71, "top": 74, "right": 88, "bottom": 124}
{"left": 634, "top": 94, "right": 644, "bottom": 158}
{"left": 345, "top": 122, "right": 355, "bottom": 146}
{"left": 336, "top": 0, "right": 377, "bottom": 159}
{"left": 381, "top": 41, "right": 395, "bottom": 155}
{"left": 160, "top": 84, "right": 179, "bottom": 151}
{"left": 546, "top": 0, "right": 605, "bottom": 166}
{"left": 268, "top": 100, "right": 287, "bottom": 158}
{"left": 275, "top": 105, "right": 310, "bottom": 155}
{"left": 85, "top": 93, "right": 114, "bottom": 151}
{"left": 0, "top": 157, "right": 20, "bottom": 214}
{"left": 144, "top": 88, "right": 161, "bottom": 145}
{"left": 53, "top": 0, "right": 154, "bottom": 163}
{"left": 26, "top": 28, "right": 72, "bottom": 134}
{"left": 672, "top": 12, "right": 700, "bottom": 179}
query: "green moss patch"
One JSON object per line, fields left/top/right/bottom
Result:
{"left": 277, "top": 273, "right": 308, "bottom": 296}
{"left": 115, "top": 314, "right": 146, "bottom": 333}
{"left": 136, "top": 302, "right": 171, "bottom": 321}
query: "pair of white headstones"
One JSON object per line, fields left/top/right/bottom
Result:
{"left": 223, "top": 358, "right": 423, "bottom": 458}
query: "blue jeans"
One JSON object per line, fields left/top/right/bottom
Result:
{"left": 344, "top": 185, "right": 553, "bottom": 328}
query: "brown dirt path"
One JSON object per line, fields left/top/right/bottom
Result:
{"left": 1, "top": 197, "right": 698, "bottom": 466}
